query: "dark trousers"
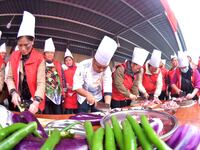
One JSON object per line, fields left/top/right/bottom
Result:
{"left": 43, "top": 97, "right": 62, "bottom": 114}
{"left": 78, "top": 99, "right": 103, "bottom": 113}
{"left": 159, "top": 90, "right": 168, "bottom": 100}
{"left": 64, "top": 109, "right": 78, "bottom": 114}
{"left": 111, "top": 99, "right": 131, "bottom": 109}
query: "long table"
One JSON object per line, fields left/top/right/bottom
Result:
{"left": 35, "top": 103, "right": 200, "bottom": 128}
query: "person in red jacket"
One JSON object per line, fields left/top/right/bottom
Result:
{"left": 138, "top": 49, "right": 163, "bottom": 103}
{"left": 43, "top": 38, "right": 64, "bottom": 114}
{"left": 171, "top": 51, "right": 200, "bottom": 100}
{"left": 62, "top": 49, "right": 78, "bottom": 114}
{"left": 159, "top": 59, "right": 169, "bottom": 100}
{"left": 6, "top": 11, "right": 45, "bottom": 114}
{"left": 168, "top": 54, "right": 178, "bottom": 97}
{"left": 111, "top": 47, "right": 149, "bottom": 108}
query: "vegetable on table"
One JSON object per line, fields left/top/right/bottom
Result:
{"left": 105, "top": 123, "right": 116, "bottom": 150}
{"left": 122, "top": 119, "right": 137, "bottom": 150}
{"left": 127, "top": 114, "right": 153, "bottom": 150}
{"left": 91, "top": 127, "right": 104, "bottom": 150}
{"left": 0, "top": 122, "right": 37, "bottom": 150}
{"left": 84, "top": 121, "right": 94, "bottom": 149}
{"left": 40, "top": 129, "right": 61, "bottom": 150}
{"left": 140, "top": 115, "right": 172, "bottom": 150}
{"left": 111, "top": 116, "right": 124, "bottom": 150}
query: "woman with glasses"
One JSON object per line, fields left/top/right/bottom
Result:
{"left": 6, "top": 11, "right": 45, "bottom": 114}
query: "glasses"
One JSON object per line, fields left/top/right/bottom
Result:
{"left": 17, "top": 43, "right": 32, "bottom": 50}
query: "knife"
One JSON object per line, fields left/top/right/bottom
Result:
{"left": 95, "top": 102, "right": 110, "bottom": 112}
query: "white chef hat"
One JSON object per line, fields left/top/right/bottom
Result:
{"left": 161, "top": 59, "right": 166, "bottom": 65}
{"left": 0, "top": 43, "right": 6, "bottom": 53}
{"left": 0, "top": 31, "right": 2, "bottom": 39}
{"left": 15, "top": 45, "right": 19, "bottom": 51}
{"left": 17, "top": 11, "right": 35, "bottom": 38}
{"left": 64, "top": 48, "right": 73, "bottom": 58}
{"left": 132, "top": 47, "right": 149, "bottom": 66}
{"left": 44, "top": 38, "right": 55, "bottom": 52}
{"left": 178, "top": 51, "right": 189, "bottom": 67}
{"left": 149, "top": 49, "right": 161, "bottom": 68}
{"left": 171, "top": 53, "right": 177, "bottom": 60}
{"left": 94, "top": 36, "right": 117, "bottom": 66}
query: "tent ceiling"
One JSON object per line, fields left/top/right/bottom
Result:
{"left": 0, "top": 0, "right": 186, "bottom": 63}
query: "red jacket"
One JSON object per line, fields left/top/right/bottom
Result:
{"left": 160, "top": 67, "right": 168, "bottom": 91}
{"left": 168, "top": 68, "right": 178, "bottom": 95}
{"left": 9, "top": 48, "right": 45, "bottom": 110}
{"left": 63, "top": 65, "right": 77, "bottom": 109}
{"left": 142, "top": 66, "right": 160, "bottom": 95}
{"left": 112, "top": 63, "right": 134, "bottom": 101}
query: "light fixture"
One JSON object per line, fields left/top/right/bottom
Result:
{"left": 6, "top": 15, "right": 15, "bottom": 29}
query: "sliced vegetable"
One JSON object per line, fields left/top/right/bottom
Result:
{"left": 40, "top": 129, "right": 61, "bottom": 150}
{"left": 140, "top": 115, "right": 172, "bottom": 150}
{"left": 111, "top": 116, "right": 124, "bottom": 150}
{"left": 0, "top": 122, "right": 37, "bottom": 150}
{"left": 91, "top": 127, "right": 104, "bottom": 150}
{"left": 127, "top": 114, "right": 153, "bottom": 150}
{"left": 69, "top": 112, "right": 103, "bottom": 125}
{"left": 84, "top": 121, "right": 94, "bottom": 149}
{"left": 105, "top": 123, "right": 116, "bottom": 150}
{"left": 122, "top": 119, "right": 137, "bottom": 150}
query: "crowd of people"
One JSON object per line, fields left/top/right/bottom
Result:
{"left": 0, "top": 11, "right": 200, "bottom": 114}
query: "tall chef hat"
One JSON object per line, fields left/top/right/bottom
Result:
{"left": 44, "top": 38, "right": 55, "bottom": 52}
{"left": 132, "top": 47, "right": 149, "bottom": 66}
{"left": 64, "top": 48, "right": 73, "bottom": 58}
{"left": 149, "top": 49, "right": 161, "bottom": 68}
{"left": 17, "top": 11, "right": 35, "bottom": 38}
{"left": 94, "top": 36, "right": 117, "bottom": 66}
{"left": 171, "top": 53, "right": 177, "bottom": 59}
{"left": 178, "top": 51, "right": 189, "bottom": 67}
{"left": 0, "top": 43, "right": 6, "bottom": 53}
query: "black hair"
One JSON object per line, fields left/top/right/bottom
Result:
{"left": 17, "top": 36, "right": 34, "bottom": 42}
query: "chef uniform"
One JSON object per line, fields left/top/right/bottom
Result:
{"left": 62, "top": 49, "right": 78, "bottom": 114}
{"left": 171, "top": 51, "right": 200, "bottom": 99}
{"left": 73, "top": 36, "right": 117, "bottom": 112}
{"left": 0, "top": 43, "right": 8, "bottom": 104}
{"left": 111, "top": 47, "right": 149, "bottom": 108}
{"left": 138, "top": 49, "right": 163, "bottom": 100}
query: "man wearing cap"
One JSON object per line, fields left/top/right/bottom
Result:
{"left": 6, "top": 11, "right": 45, "bottom": 114}
{"left": 62, "top": 49, "right": 78, "bottom": 114}
{"left": 111, "top": 47, "right": 149, "bottom": 108}
{"left": 43, "top": 38, "right": 64, "bottom": 114}
{"left": 73, "top": 36, "right": 117, "bottom": 112}
{"left": 137, "top": 49, "right": 163, "bottom": 102}
{"left": 159, "top": 59, "right": 169, "bottom": 100}
{"left": 168, "top": 54, "right": 179, "bottom": 97}
{"left": 171, "top": 51, "right": 200, "bottom": 99}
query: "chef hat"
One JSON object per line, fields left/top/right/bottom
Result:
{"left": 0, "top": 31, "right": 2, "bottom": 39}
{"left": 44, "top": 38, "right": 55, "bottom": 52}
{"left": 0, "top": 43, "right": 6, "bottom": 53}
{"left": 161, "top": 59, "right": 166, "bottom": 65}
{"left": 64, "top": 48, "right": 73, "bottom": 58}
{"left": 15, "top": 45, "right": 19, "bottom": 51}
{"left": 149, "top": 49, "right": 161, "bottom": 68}
{"left": 17, "top": 11, "right": 35, "bottom": 38}
{"left": 94, "top": 36, "right": 117, "bottom": 66}
{"left": 171, "top": 53, "right": 177, "bottom": 59}
{"left": 132, "top": 47, "right": 149, "bottom": 66}
{"left": 178, "top": 51, "right": 189, "bottom": 67}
